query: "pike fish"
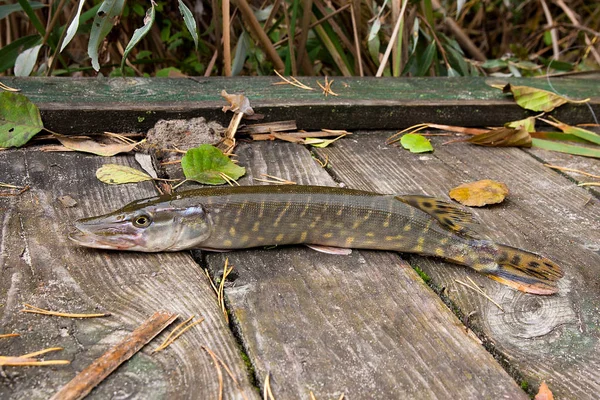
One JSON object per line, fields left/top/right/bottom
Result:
{"left": 69, "top": 185, "right": 563, "bottom": 295}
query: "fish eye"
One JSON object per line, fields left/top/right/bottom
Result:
{"left": 133, "top": 214, "right": 151, "bottom": 227}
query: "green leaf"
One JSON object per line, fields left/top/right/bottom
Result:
{"left": 17, "top": 0, "right": 45, "bottom": 35}
{"left": 60, "top": 0, "right": 86, "bottom": 53}
{"left": 481, "top": 59, "right": 508, "bottom": 69}
{"left": 532, "top": 138, "right": 600, "bottom": 159}
{"left": 417, "top": 42, "right": 436, "bottom": 76}
{"left": 400, "top": 134, "right": 433, "bottom": 153}
{"left": 501, "top": 84, "right": 590, "bottom": 112}
{"left": 121, "top": 3, "right": 155, "bottom": 72}
{"left": 88, "top": 0, "right": 126, "bottom": 71}
{"left": 182, "top": 145, "right": 246, "bottom": 185}
{"left": 231, "top": 30, "right": 250, "bottom": 76}
{"left": 0, "top": 35, "right": 41, "bottom": 73}
{"left": 178, "top": 0, "right": 198, "bottom": 49}
{"left": 0, "top": 92, "right": 44, "bottom": 148}
{"left": 0, "top": 2, "right": 45, "bottom": 20}
{"left": 96, "top": 164, "right": 153, "bottom": 184}
{"left": 506, "top": 116, "right": 536, "bottom": 133}
{"left": 14, "top": 44, "right": 42, "bottom": 76}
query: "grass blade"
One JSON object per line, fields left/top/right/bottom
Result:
{"left": 121, "top": 2, "right": 155, "bottom": 73}
{"left": 178, "top": 0, "right": 199, "bottom": 49}
{"left": 532, "top": 138, "right": 600, "bottom": 159}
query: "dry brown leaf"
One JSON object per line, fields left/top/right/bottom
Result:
{"left": 467, "top": 127, "right": 532, "bottom": 147}
{"left": 534, "top": 381, "right": 554, "bottom": 400}
{"left": 449, "top": 179, "right": 509, "bottom": 207}
{"left": 221, "top": 90, "right": 254, "bottom": 115}
{"left": 56, "top": 136, "right": 140, "bottom": 156}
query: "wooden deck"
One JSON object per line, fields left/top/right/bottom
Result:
{"left": 1, "top": 76, "right": 600, "bottom": 399}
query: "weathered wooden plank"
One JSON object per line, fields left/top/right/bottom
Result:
{"left": 1, "top": 77, "right": 598, "bottom": 134}
{"left": 525, "top": 147, "right": 600, "bottom": 197}
{"left": 0, "top": 149, "right": 258, "bottom": 400}
{"left": 316, "top": 132, "right": 600, "bottom": 398}
{"left": 201, "top": 140, "right": 529, "bottom": 399}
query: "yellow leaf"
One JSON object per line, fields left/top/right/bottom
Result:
{"left": 467, "top": 127, "right": 531, "bottom": 147}
{"left": 449, "top": 179, "right": 509, "bottom": 207}
{"left": 96, "top": 164, "right": 153, "bottom": 185}
{"left": 56, "top": 136, "right": 141, "bottom": 156}
{"left": 501, "top": 84, "right": 589, "bottom": 112}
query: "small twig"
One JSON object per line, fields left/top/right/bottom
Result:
{"left": 0, "top": 185, "right": 30, "bottom": 197}
{"left": 50, "top": 311, "right": 178, "bottom": 400}
{"left": 0, "top": 357, "right": 70, "bottom": 367}
{"left": 171, "top": 179, "right": 188, "bottom": 191}
{"left": 21, "top": 304, "right": 110, "bottom": 319}
{"left": 455, "top": 278, "right": 505, "bottom": 312}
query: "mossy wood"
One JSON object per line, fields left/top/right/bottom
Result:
{"left": 315, "top": 132, "right": 600, "bottom": 399}
{"left": 0, "top": 150, "right": 257, "bottom": 400}
{"left": 1, "top": 76, "right": 598, "bottom": 134}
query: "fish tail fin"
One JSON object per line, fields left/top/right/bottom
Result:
{"left": 472, "top": 243, "right": 563, "bottom": 295}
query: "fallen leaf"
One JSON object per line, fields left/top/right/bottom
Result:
{"left": 467, "top": 127, "right": 531, "bottom": 147}
{"left": 501, "top": 84, "right": 589, "bottom": 112}
{"left": 399, "top": 133, "right": 433, "bottom": 153}
{"left": 221, "top": 90, "right": 254, "bottom": 115}
{"left": 506, "top": 116, "right": 537, "bottom": 133}
{"left": 96, "top": 164, "right": 153, "bottom": 185}
{"left": 534, "top": 381, "right": 554, "bottom": 400}
{"left": 182, "top": 144, "right": 245, "bottom": 185}
{"left": 56, "top": 136, "right": 141, "bottom": 156}
{"left": 304, "top": 134, "right": 347, "bottom": 148}
{"left": 449, "top": 179, "right": 509, "bottom": 207}
{"left": 0, "top": 92, "right": 44, "bottom": 148}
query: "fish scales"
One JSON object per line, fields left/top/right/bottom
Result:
{"left": 70, "top": 185, "right": 564, "bottom": 295}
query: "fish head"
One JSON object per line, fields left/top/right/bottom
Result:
{"left": 69, "top": 201, "right": 211, "bottom": 252}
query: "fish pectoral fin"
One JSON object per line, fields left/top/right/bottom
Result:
{"left": 395, "top": 195, "right": 479, "bottom": 236}
{"left": 196, "top": 247, "right": 233, "bottom": 253}
{"left": 306, "top": 244, "right": 352, "bottom": 255}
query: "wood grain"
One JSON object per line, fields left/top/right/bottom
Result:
{"left": 1, "top": 77, "right": 598, "bottom": 134}
{"left": 201, "top": 141, "right": 529, "bottom": 399}
{"left": 0, "top": 149, "right": 258, "bottom": 400}
{"left": 316, "top": 132, "right": 600, "bottom": 398}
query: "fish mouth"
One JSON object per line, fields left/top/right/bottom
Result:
{"left": 68, "top": 225, "right": 138, "bottom": 251}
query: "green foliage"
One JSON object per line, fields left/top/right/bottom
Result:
{"left": 1, "top": 0, "right": 598, "bottom": 77}
{"left": 182, "top": 145, "right": 246, "bottom": 185}
{"left": 400, "top": 134, "right": 434, "bottom": 153}
{"left": 0, "top": 92, "right": 44, "bottom": 148}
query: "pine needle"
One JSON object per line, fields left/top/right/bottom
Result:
{"left": 545, "top": 164, "right": 600, "bottom": 179}
{"left": 253, "top": 174, "right": 296, "bottom": 185}
{"left": 0, "top": 81, "right": 20, "bottom": 92}
{"left": 264, "top": 372, "right": 275, "bottom": 400}
{"left": 273, "top": 70, "right": 314, "bottom": 90}
{"left": 21, "top": 347, "right": 63, "bottom": 358}
{"left": 317, "top": 76, "right": 339, "bottom": 96}
{"left": 455, "top": 278, "right": 505, "bottom": 312}
{"left": 0, "top": 333, "right": 20, "bottom": 339}
{"left": 153, "top": 315, "right": 204, "bottom": 353}
{"left": 21, "top": 304, "right": 111, "bottom": 318}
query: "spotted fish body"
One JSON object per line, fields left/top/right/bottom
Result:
{"left": 69, "top": 185, "right": 563, "bottom": 295}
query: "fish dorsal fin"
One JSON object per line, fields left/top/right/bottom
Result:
{"left": 395, "top": 195, "right": 479, "bottom": 236}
